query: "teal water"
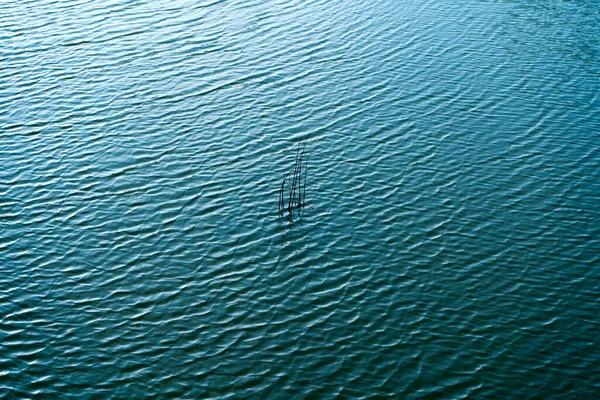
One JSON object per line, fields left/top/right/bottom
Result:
{"left": 2, "top": 0, "right": 600, "bottom": 397}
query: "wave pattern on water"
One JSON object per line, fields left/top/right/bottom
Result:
{"left": 1, "top": 0, "right": 600, "bottom": 397}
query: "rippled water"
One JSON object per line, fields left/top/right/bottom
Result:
{"left": 2, "top": 0, "right": 600, "bottom": 397}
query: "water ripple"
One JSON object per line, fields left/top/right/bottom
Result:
{"left": 2, "top": 0, "right": 600, "bottom": 397}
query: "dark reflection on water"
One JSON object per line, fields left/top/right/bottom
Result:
{"left": 1, "top": 0, "right": 599, "bottom": 397}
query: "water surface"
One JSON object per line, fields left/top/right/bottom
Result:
{"left": 1, "top": 0, "right": 600, "bottom": 397}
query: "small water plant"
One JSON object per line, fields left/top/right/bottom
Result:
{"left": 279, "top": 138, "right": 310, "bottom": 221}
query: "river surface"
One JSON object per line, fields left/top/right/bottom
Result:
{"left": 2, "top": 0, "right": 600, "bottom": 398}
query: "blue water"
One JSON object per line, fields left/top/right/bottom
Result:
{"left": 1, "top": 0, "right": 600, "bottom": 397}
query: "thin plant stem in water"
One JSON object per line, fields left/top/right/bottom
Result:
{"left": 279, "top": 138, "right": 310, "bottom": 221}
